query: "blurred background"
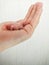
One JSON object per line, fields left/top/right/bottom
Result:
{"left": 0, "top": 0, "right": 49, "bottom": 65}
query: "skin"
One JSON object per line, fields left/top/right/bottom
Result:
{"left": 0, "top": 2, "right": 43, "bottom": 51}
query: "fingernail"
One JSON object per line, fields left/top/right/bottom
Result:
{"left": 36, "top": 2, "right": 43, "bottom": 8}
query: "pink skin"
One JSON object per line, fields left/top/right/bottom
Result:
{"left": 0, "top": 2, "right": 43, "bottom": 51}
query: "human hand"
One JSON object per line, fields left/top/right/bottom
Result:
{"left": 0, "top": 2, "right": 43, "bottom": 51}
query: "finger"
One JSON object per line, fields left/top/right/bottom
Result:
{"left": 14, "top": 4, "right": 35, "bottom": 27}
{"left": 24, "top": 4, "right": 34, "bottom": 21}
{"left": 27, "top": 4, "right": 37, "bottom": 22}
{"left": 23, "top": 3, "right": 37, "bottom": 26}
{"left": 23, "top": 24, "right": 33, "bottom": 36}
{"left": 0, "top": 22, "right": 14, "bottom": 30}
{"left": 30, "top": 2, "right": 43, "bottom": 29}
{"left": 0, "top": 21, "right": 23, "bottom": 30}
{"left": 13, "top": 20, "right": 24, "bottom": 30}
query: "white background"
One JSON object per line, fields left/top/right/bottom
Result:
{"left": 0, "top": 0, "right": 49, "bottom": 65}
